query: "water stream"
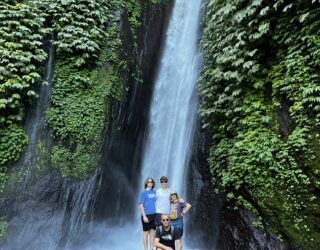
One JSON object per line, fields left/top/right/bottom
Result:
{"left": 139, "top": 0, "right": 202, "bottom": 196}
{"left": 84, "top": 0, "right": 204, "bottom": 249}
{"left": 18, "top": 42, "right": 54, "bottom": 171}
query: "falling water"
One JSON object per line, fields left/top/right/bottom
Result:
{"left": 140, "top": 0, "right": 202, "bottom": 196}
{"left": 4, "top": 39, "right": 54, "bottom": 186}
{"left": 6, "top": 40, "right": 55, "bottom": 183}
{"left": 138, "top": 0, "right": 203, "bottom": 247}
{"left": 79, "top": 1, "right": 204, "bottom": 249}
{"left": 23, "top": 44, "right": 54, "bottom": 165}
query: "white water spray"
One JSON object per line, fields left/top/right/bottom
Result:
{"left": 140, "top": 0, "right": 202, "bottom": 196}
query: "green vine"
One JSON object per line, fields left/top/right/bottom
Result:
{"left": 0, "top": 0, "right": 49, "bottom": 125}
{"left": 45, "top": 0, "right": 110, "bottom": 66}
{"left": 201, "top": 0, "right": 320, "bottom": 248}
{"left": 0, "top": 125, "right": 28, "bottom": 194}
{"left": 46, "top": 57, "right": 122, "bottom": 178}
{"left": 0, "top": 0, "right": 48, "bottom": 196}
{"left": 0, "top": 0, "right": 145, "bottom": 184}
{"left": 0, "top": 219, "right": 8, "bottom": 243}
{"left": 45, "top": 0, "right": 142, "bottom": 178}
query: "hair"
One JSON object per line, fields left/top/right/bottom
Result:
{"left": 161, "top": 214, "right": 170, "bottom": 220}
{"left": 144, "top": 178, "right": 155, "bottom": 189}
{"left": 170, "top": 193, "right": 179, "bottom": 200}
{"left": 160, "top": 176, "right": 168, "bottom": 182}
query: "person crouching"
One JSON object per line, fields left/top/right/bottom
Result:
{"left": 154, "top": 214, "right": 181, "bottom": 250}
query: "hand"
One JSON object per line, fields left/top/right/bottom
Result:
{"left": 181, "top": 212, "right": 184, "bottom": 217}
{"left": 179, "top": 198, "right": 184, "bottom": 203}
{"left": 143, "top": 216, "right": 149, "bottom": 223}
{"left": 165, "top": 247, "right": 173, "bottom": 250}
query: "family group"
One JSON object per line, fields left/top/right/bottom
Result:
{"left": 139, "top": 176, "right": 192, "bottom": 250}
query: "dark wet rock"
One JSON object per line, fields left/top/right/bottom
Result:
{"left": 277, "top": 96, "right": 294, "bottom": 141}
{"left": 217, "top": 204, "right": 296, "bottom": 250}
{"left": 186, "top": 120, "right": 220, "bottom": 250}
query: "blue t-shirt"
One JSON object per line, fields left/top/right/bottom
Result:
{"left": 139, "top": 189, "right": 156, "bottom": 215}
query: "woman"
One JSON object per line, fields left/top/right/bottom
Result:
{"left": 169, "top": 191, "right": 192, "bottom": 239}
{"left": 139, "top": 178, "right": 156, "bottom": 250}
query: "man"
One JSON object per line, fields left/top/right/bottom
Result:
{"left": 155, "top": 176, "right": 171, "bottom": 226}
{"left": 154, "top": 214, "right": 181, "bottom": 250}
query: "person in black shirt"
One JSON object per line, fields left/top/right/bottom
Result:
{"left": 154, "top": 214, "right": 181, "bottom": 250}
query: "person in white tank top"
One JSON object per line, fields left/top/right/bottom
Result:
{"left": 155, "top": 176, "right": 172, "bottom": 226}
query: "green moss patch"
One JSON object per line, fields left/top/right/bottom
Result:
{"left": 0, "top": 125, "right": 28, "bottom": 193}
{"left": 46, "top": 58, "right": 122, "bottom": 179}
{"left": 0, "top": 219, "right": 8, "bottom": 243}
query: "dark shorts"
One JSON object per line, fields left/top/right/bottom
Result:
{"left": 155, "top": 213, "right": 162, "bottom": 227}
{"left": 141, "top": 214, "right": 156, "bottom": 231}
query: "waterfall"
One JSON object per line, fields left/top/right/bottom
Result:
{"left": 140, "top": 0, "right": 202, "bottom": 198}
{"left": 28, "top": 46, "right": 53, "bottom": 145}
{"left": 20, "top": 43, "right": 54, "bottom": 169}
{"left": 77, "top": 1, "right": 204, "bottom": 249}
{"left": 5, "top": 39, "right": 54, "bottom": 184}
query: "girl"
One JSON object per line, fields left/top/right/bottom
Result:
{"left": 139, "top": 178, "right": 156, "bottom": 250}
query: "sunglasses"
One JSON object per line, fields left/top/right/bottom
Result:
{"left": 147, "top": 180, "right": 154, "bottom": 183}
{"left": 162, "top": 219, "right": 169, "bottom": 222}
{"left": 160, "top": 181, "right": 167, "bottom": 183}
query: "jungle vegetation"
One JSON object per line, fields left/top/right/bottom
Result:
{"left": 0, "top": 0, "right": 319, "bottom": 248}
{"left": 200, "top": 0, "right": 320, "bottom": 248}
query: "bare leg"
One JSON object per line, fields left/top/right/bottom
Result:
{"left": 143, "top": 231, "right": 148, "bottom": 250}
{"left": 149, "top": 229, "right": 155, "bottom": 250}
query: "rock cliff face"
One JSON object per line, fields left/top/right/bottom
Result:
{"left": 0, "top": 1, "right": 172, "bottom": 249}
{"left": 217, "top": 205, "right": 295, "bottom": 250}
{"left": 186, "top": 121, "right": 220, "bottom": 249}
{"left": 187, "top": 122, "right": 297, "bottom": 250}
{"left": 213, "top": 98, "right": 300, "bottom": 250}
{"left": 186, "top": 121, "right": 291, "bottom": 250}
{"left": 92, "top": 0, "right": 173, "bottom": 223}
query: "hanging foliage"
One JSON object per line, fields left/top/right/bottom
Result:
{"left": 200, "top": 0, "right": 320, "bottom": 247}
{"left": 45, "top": 0, "right": 141, "bottom": 178}
{"left": 0, "top": 0, "right": 49, "bottom": 125}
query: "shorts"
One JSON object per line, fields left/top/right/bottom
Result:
{"left": 171, "top": 218, "right": 184, "bottom": 238}
{"left": 155, "top": 213, "right": 162, "bottom": 227}
{"left": 141, "top": 214, "right": 156, "bottom": 231}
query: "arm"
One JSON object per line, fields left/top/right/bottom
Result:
{"left": 176, "top": 239, "right": 182, "bottom": 250}
{"left": 139, "top": 204, "right": 149, "bottom": 223}
{"left": 154, "top": 237, "right": 173, "bottom": 250}
{"left": 182, "top": 203, "right": 192, "bottom": 216}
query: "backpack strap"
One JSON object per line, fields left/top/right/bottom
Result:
{"left": 159, "top": 225, "right": 174, "bottom": 235}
